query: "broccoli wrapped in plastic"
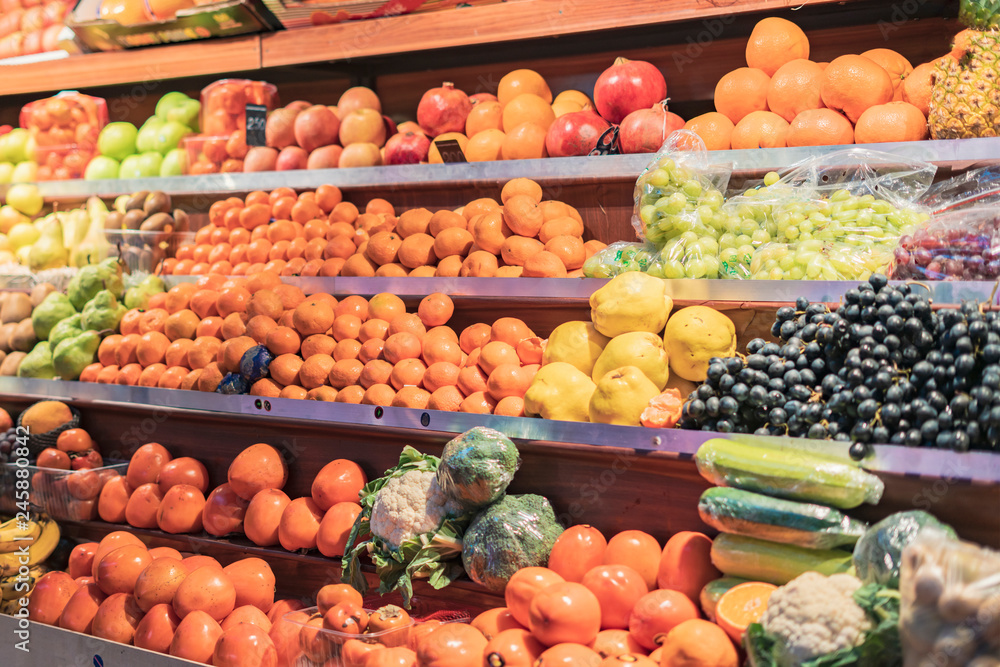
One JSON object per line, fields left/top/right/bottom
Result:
{"left": 461, "top": 494, "right": 564, "bottom": 593}
{"left": 435, "top": 426, "right": 520, "bottom": 513}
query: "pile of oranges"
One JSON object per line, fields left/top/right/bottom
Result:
{"left": 685, "top": 17, "right": 934, "bottom": 150}
{"left": 158, "top": 178, "right": 604, "bottom": 279}
{"left": 77, "top": 272, "right": 545, "bottom": 416}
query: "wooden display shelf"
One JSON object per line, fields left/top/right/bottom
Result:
{"left": 0, "top": 36, "right": 262, "bottom": 97}
{"left": 260, "top": 0, "right": 870, "bottom": 68}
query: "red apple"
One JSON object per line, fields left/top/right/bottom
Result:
{"left": 594, "top": 57, "right": 668, "bottom": 124}
{"left": 417, "top": 82, "right": 472, "bottom": 137}
{"left": 265, "top": 107, "right": 300, "bottom": 149}
{"left": 243, "top": 146, "right": 278, "bottom": 172}
{"left": 544, "top": 110, "right": 611, "bottom": 157}
{"left": 383, "top": 131, "right": 430, "bottom": 165}
{"left": 293, "top": 105, "right": 340, "bottom": 153}
{"left": 619, "top": 102, "right": 685, "bottom": 154}
{"left": 338, "top": 109, "right": 386, "bottom": 147}
{"left": 275, "top": 146, "right": 308, "bottom": 171}
{"left": 306, "top": 145, "right": 343, "bottom": 169}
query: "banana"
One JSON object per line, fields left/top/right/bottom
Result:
{"left": 0, "top": 597, "right": 25, "bottom": 615}
{"left": 0, "top": 517, "right": 42, "bottom": 554}
{"left": 0, "top": 564, "right": 45, "bottom": 600}
{"left": 0, "top": 515, "right": 59, "bottom": 576}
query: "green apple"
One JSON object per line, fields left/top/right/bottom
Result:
{"left": 0, "top": 205, "right": 28, "bottom": 233}
{"left": 119, "top": 155, "right": 145, "bottom": 179}
{"left": 0, "top": 162, "right": 13, "bottom": 184}
{"left": 6, "top": 183, "right": 43, "bottom": 216}
{"left": 160, "top": 148, "right": 187, "bottom": 177}
{"left": 136, "top": 118, "right": 165, "bottom": 153}
{"left": 166, "top": 99, "right": 201, "bottom": 132}
{"left": 152, "top": 121, "right": 192, "bottom": 155}
{"left": 11, "top": 161, "right": 37, "bottom": 183}
{"left": 155, "top": 92, "right": 192, "bottom": 121}
{"left": 84, "top": 155, "right": 121, "bottom": 180}
{"left": 136, "top": 151, "right": 163, "bottom": 177}
{"left": 3, "top": 129, "right": 30, "bottom": 164}
{"left": 8, "top": 222, "right": 39, "bottom": 250}
{"left": 98, "top": 122, "right": 138, "bottom": 161}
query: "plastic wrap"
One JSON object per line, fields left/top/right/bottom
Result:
{"left": 919, "top": 165, "right": 1000, "bottom": 214}
{"left": 853, "top": 511, "right": 958, "bottom": 588}
{"left": 435, "top": 426, "right": 520, "bottom": 513}
{"left": 581, "top": 241, "right": 657, "bottom": 278}
{"left": 19, "top": 92, "right": 108, "bottom": 181}
{"left": 890, "top": 206, "right": 1000, "bottom": 281}
{"left": 899, "top": 529, "right": 1000, "bottom": 667}
{"left": 631, "top": 130, "right": 732, "bottom": 248}
{"left": 461, "top": 494, "right": 564, "bottom": 593}
{"left": 647, "top": 232, "right": 722, "bottom": 279}
{"left": 736, "top": 240, "right": 896, "bottom": 281}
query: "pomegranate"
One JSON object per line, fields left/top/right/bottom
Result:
{"left": 382, "top": 115, "right": 397, "bottom": 137}
{"left": 417, "top": 82, "right": 473, "bottom": 137}
{"left": 619, "top": 101, "right": 685, "bottom": 154}
{"left": 593, "top": 57, "right": 668, "bottom": 124}
{"left": 544, "top": 110, "right": 611, "bottom": 157}
{"left": 384, "top": 131, "right": 431, "bottom": 165}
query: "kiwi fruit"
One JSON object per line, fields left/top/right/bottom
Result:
{"left": 0, "top": 292, "right": 32, "bottom": 324}
{"left": 143, "top": 191, "right": 171, "bottom": 216}
{"left": 173, "top": 209, "right": 190, "bottom": 232}
{"left": 123, "top": 209, "right": 148, "bottom": 230}
{"left": 104, "top": 210, "right": 125, "bottom": 231}
{"left": 9, "top": 318, "right": 37, "bottom": 352}
{"left": 139, "top": 212, "right": 173, "bottom": 232}
{"left": 125, "top": 191, "right": 149, "bottom": 211}
{"left": 0, "top": 351, "right": 25, "bottom": 376}
{"left": 30, "top": 283, "right": 56, "bottom": 307}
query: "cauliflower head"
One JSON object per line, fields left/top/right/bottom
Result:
{"left": 761, "top": 572, "right": 873, "bottom": 666}
{"left": 369, "top": 469, "right": 456, "bottom": 548}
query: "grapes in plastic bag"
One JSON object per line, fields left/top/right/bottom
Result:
{"left": 745, "top": 240, "right": 894, "bottom": 281}
{"left": 582, "top": 241, "right": 657, "bottom": 278}
{"left": 891, "top": 206, "right": 1000, "bottom": 281}
{"left": 647, "top": 231, "right": 721, "bottom": 279}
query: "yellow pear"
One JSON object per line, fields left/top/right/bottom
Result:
{"left": 524, "top": 362, "right": 596, "bottom": 423}
{"left": 542, "top": 321, "right": 611, "bottom": 376}
{"left": 589, "top": 272, "right": 673, "bottom": 337}
{"left": 591, "top": 331, "right": 670, "bottom": 390}
{"left": 589, "top": 365, "right": 661, "bottom": 426}
{"left": 664, "top": 306, "right": 737, "bottom": 382}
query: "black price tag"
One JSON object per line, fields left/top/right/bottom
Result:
{"left": 435, "top": 139, "right": 467, "bottom": 163}
{"left": 245, "top": 104, "right": 267, "bottom": 147}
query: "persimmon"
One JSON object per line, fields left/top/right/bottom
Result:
{"left": 657, "top": 531, "right": 721, "bottom": 604}
{"left": 312, "top": 459, "right": 367, "bottom": 510}
{"left": 91, "top": 592, "right": 144, "bottom": 644}
{"left": 657, "top": 618, "right": 738, "bottom": 667}
{"left": 581, "top": 564, "right": 648, "bottom": 630}
{"left": 278, "top": 497, "right": 324, "bottom": 552}
{"left": 213, "top": 622, "right": 279, "bottom": 667}
{"left": 170, "top": 609, "right": 224, "bottom": 663}
{"left": 59, "top": 582, "right": 108, "bottom": 634}
{"left": 181, "top": 555, "right": 222, "bottom": 574}
{"left": 485, "top": 628, "right": 546, "bottom": 665}
{"left": 505, "top": 567, "right": 565, "bottom": 627}
{"left": 202, "top": 482, "right": 250, "bottom": 537}
{"left": 221, "top": 604, "right": 272, "bottom": 632}
{"left": 603, "top": 530, "right": 660, "bottom": 590}
{"left": 415, "top": 623, "right": 488, "bottom": 666}
{"left": 323, "top": 600, "right": 368, "bottom": 634}
{"left": 97, "top": 477, "right": 132, "bottom": 524}
{"left": 244, "top": 488, "right": 292, "bottom": 547}
{"left": 124, "top": 482, "right": 165, "bottom": 529}
{"left": 471, "top": 607, "right": 523, "bottom": 641}
{"left": 173, "top": 564, "right": 237, "bottom": 621}
{"left": 223, "top": 557, "right": 275, "bottom": 613}
{"left": 549, "top": 525, "right": 607, "bottom": 583}
{"left": 591, "top": 629, "right": 645, "bottom": 658}
{"left": 529, "top": 581, "right": 601, "bottom": 646}
{"left": 628, "top": 589, "right": 699, "bottom": 650}
{"left": 156, "top": 484, "right": 206, "bottom": 534}
{"left": 535, "top": 642, "right": 602, "bottom": 666}
{"left": 134, "top": 557, "right": 188, "bottom": 612}
{"left": 228, "top": 443, "right": 288, "bottom": 501}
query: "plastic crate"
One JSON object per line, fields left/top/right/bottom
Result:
{"left": 20, "top": 91, "right": 108, "bottom": 181}
{"left": 200, "top": 79, "right": 278, "bottom": 137}
{"left": 0, "top": 461, "right": 128, "bottom": 520}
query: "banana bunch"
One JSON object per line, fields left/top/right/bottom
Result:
{"left": 0, "top": 514, "right": 60, "bottom": 576}
{"left": 0, "top": 563, "right": 46, "bottom": 607}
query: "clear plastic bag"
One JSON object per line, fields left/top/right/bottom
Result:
{"left": 899, "top": 529, "right": 1000, "bottom": 667}
{"left": 919, "top": 165, "right": 1000, "bottom": 214}
{"left": 631, "top": 130, "right": 732, "bottom": 248}
{"left": 647, "top": 232, "right": 721, "bottom": 279}
{"left": 890, "top": 206, "right": 1000, "bottom": 281}
{"left": 582, "top": 241, "right": 658, "bottom": 278}
{"left": 435, "top": 427, "right": 520, "bottom": 513}
{"left": 742, "top": 241, "right": 896, "bottom": 281}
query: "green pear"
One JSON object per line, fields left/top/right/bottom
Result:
{"left": 124, "top": 274, "right": 165, "bottom": 310}
{"left": 16, "top": 341, "right": 55, "bottom": 379}
{"left": 589, "top": 365, "right": 661, "bottom": 426}
{"left": 48, "top": 313, "right": 83, "bottom": 350}
{"left": 591, "top": 331, "right": 670, "bottom": 390}
{"left": 53, "top": 330, "right": 100, "bottom": 381}
{"left": 31, "top": 292, "right": 76, "bottom": 340}
{"left": 27, "top": 214, "right": 68, "bottom": 271}
{"left": 523, "top": 362, "right": 597, "bottom": 423}
{"left": 81, "top": 290, "right": 126, "bottom": 332}
{"left": 98, "top": 257, "right": 126, "bottom": 299}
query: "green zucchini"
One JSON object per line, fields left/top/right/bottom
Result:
{"left": 699, "top": 577, "right": 750, "bottom": 621}
{"left": 694, "top": 438, "right": 884, "bottom": 509}
{"left": 698, "top": 487, "right": 868, "bottom": 549}
{"left": 710, "top": 533, "right": 853, "bottom": 585}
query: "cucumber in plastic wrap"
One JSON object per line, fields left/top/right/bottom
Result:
{"left": 698, "top": 487, "right": 869, "bottom": 549}
{"left": 710, "top": 533, "right": 853, "bottom": 585}
{"left": 694, "top": 438, "right": 884, "bottom": 509}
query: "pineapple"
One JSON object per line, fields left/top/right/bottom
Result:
{"left": 928, "top": 0, "right": 1000, "bottom": 139}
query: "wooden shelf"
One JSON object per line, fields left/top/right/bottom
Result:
{"left": 260, "top": 0, "right": 870, "bottom": 68}
{"left": 0, "top": 36, "right": 262, "bottom": 97}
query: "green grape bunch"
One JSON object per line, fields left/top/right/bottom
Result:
{"left": 635, "top": 157, "right": 728, "bottom": 249}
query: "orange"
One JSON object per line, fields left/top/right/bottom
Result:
{"left": 392, "top": 386, "right": 432, "bottom": 409}
{"left": 362, "top": 383, "right": 396, "bottom": 406}
{"left": 821, "top": 54, "right": 894, "bottom": 123}
{"left": 417, "top": 292, "right": 454, "bottom": 327}
{"left": 730, "top": 110, "right": 790, "bottom": 149}
{"left": 745, "top": 17, "right": 810, "bottom": 76}
{"left": 493, "top": 396, "right": 525, "bottom": 416}
{"left": 548, "top": 525, "right": 607, "bottom": 583}
{"left": 854, "top": 101, "right": 929, "bottom": 144}
{"left": 902, "top": 62, "right": 935, "bottom": 117}
{"left": 428, "top": 385, "right": 464, "bottom": 412}
{"left": 466, "top": 101, "right": 503, "bottom": 136}
{"left": 766, "top": 59, "right": 827, "bottom": 122}
{"left": 300, "top": 354, "right": 336, "bottom": 389}
{"left": 603, "top": 530, "right": 660, "bottom": 590}
{"left": 390, "top": 358, "right": 427, "bottom": 389}
{"left": 657, "top": 531, "right": 721, "bottom": 603}
{"left": 423, "top": 336, "right": 462, "bottom": 367}
{"left": 335, "top": 385, "right": 365, "bottom": 404}
{"left": 714, "top": 582, "right": 776, "bottom": 644}
{"left": 714, "top": 67, "right": 771, "bottom": 124}
{"left": 861, "top": 48, "right": 913, "bottom": 100}
{"left": 461, "top": 251, "right": 500, "bottom": 277}
{"left": 502, "top": 94, "right": 556, "bottom": 133}
{"left": 460, "top": 323, "right": 492, "bottom": 353}
{"left": 528, "top": 582, "right": 601, "bottom": 647}
{"left": 460, "top": 390, "right": 497, "bottom": 414}
{"left": 501, "top": 122, "right": 548, "bottom": 160}
{"left": 384, "top": 332, "right": 423, "bottom": 364}
{"left": 684, "top": 113, "right": 735, "bottom": 151}
{"left": 501, "top": 178, "right": 543, "bottom": 204}
{"left": 498, "top": 69, "right": 552, "bottom": 107}
{"left": 266, "top": 326, "right": 301, "bottom": 356}
{"left": 536, "top": 644, "right": 601, "bottom": 665}
{"left": 658, "top": 618, "right": 738, "bottom": 667}
{"left": 786, "top": 108, "right": 855, "bottom": 146}
{"left": 523, "top": 250, "right": 568, "bottom": 277}
{"left": 388, "top": 313, "right": 427, "bottom": 338}
{"left": 466, "top": 129, "right": 507, "bottom": 162}
{"left": 368, "top": 293, "right": 406, "bottom": 322}
{"left": 331, "top": 314, "right": 363, "bottom": 342}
